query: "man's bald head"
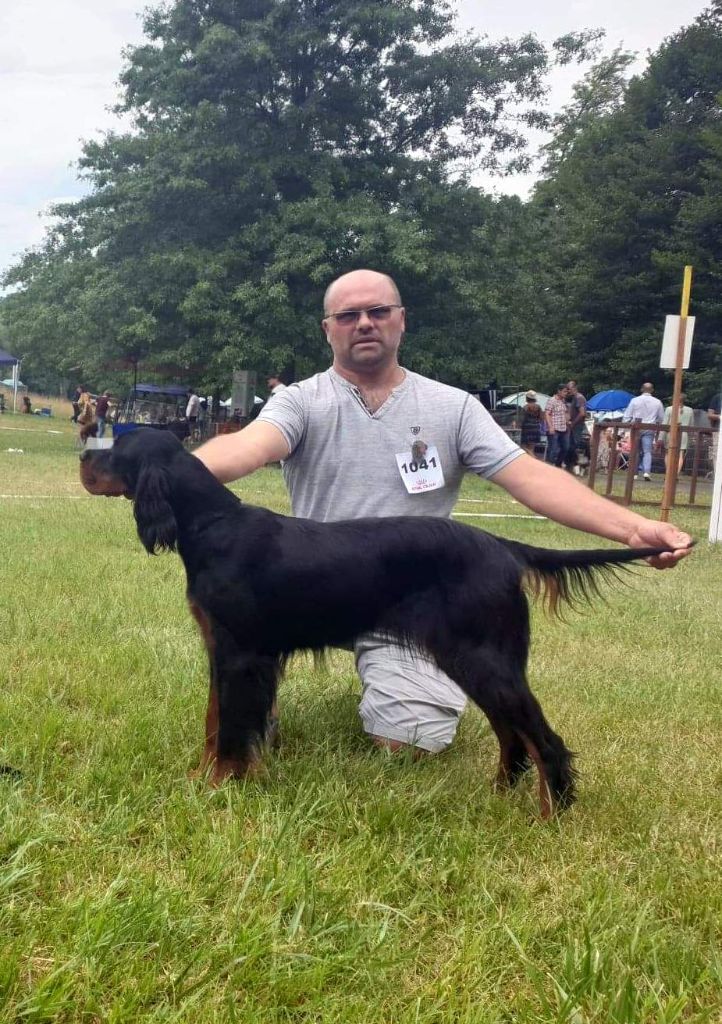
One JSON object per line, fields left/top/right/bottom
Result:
{"left": 641, "top": 382, "right": 655, "bottom": 394}
{"left": 323, "top": 270, "right": 402, "bottom": 314}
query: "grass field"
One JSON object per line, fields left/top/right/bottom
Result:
{"left": 1, "top": 413, "right": 721, "bottom": 1023}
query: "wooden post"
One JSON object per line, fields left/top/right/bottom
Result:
{"left": 689, "top": 427, "right": 703, "bottom": 506}
{"left": 588, "top": 423, "right": 600, "bottom": 489}
{"left": 624, "top": 425, "right": 640, "bottom": 506}
{"left": 661, "top": 266, "right": 693, "bottom": 522}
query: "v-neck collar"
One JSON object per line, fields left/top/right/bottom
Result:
{"left": 329, "top": 367, "right": 410, "bottom": 419}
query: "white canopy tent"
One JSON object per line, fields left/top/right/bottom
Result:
{"left": 497, "top": 390, "right": 552, "bottom": 409}
{"left": 0, "top": 348, "right": 21, "bottom": 412}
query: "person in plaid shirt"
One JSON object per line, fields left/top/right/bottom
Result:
{"left": 545, "top": 383, "right": 570, "bottom": 467}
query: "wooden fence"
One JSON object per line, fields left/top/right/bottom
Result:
{"left": 587, "top": 421, "right": 715, "bottom": 507}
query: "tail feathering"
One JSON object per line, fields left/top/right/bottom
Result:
{"left": 509, "top": 542, "right": 678, "bottom": 615}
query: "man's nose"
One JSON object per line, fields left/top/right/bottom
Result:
{"left": 356, "top": 310, "right": 374, "bottom": 329}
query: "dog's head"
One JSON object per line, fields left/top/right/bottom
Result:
{"left": 80, "top": 428, "right": 184, "bottom": 553}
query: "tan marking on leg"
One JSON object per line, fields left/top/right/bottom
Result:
{"left": 519, "top": 732, "right": 554, "bottom": 820}
{"left": 188, "top": 601, "right": 219, "bottom": 777}
{"left": 491, "top": 723, "right": 516, "bottom": 791}
{"left": 266, "top": 697, "right": 280, "bottom": 749}
{"left": 209, "top": 750, "right": 264, "bottom": 787}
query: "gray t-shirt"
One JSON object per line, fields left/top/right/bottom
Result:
{"left": 258, "top": 368, "right": 522, "bottom": 522}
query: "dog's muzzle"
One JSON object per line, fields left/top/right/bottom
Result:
{"left": 79, "top": 449, "right": 127, "bottom": 497}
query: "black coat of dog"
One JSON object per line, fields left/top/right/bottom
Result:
{"left": 80, "top": 428, "right": 671, "bottom": 817}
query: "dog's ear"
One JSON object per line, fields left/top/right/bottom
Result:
{"left": 133, "top": 463, "right": 178, "bottom": 554}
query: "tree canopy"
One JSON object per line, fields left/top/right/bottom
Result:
{"left": 1, "top": 0, "right": 721, "bottom": 403}
{"left": 533, "top": 4, "right": 722, "bottom": 402}
{"left": 1, "top": 0, "right": 596, "bottom": 394}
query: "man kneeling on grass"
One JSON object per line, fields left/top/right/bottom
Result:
{"left": 193, "top": 269, "right": 692, "bottom": 758}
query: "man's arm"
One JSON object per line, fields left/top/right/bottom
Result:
{"left": 193, "top": 419, "right": 291, "bottom": 483}
{"left": 572, "top": 396, "right": 586, "bottom": 429}
{"left": 708, "top": 406, "right": 720, "bottom": 427}
{"left": 492, "top": 454, "right": 692, "bottom": 568}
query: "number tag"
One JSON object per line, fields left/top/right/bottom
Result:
{"left": 395, "top": 445, "right": 445, "bottom": 494}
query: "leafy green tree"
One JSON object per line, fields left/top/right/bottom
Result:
{"left": 534, "top": 4, "right": 722, "bottom": 401}
{"left": 1, "top": 0, "right": 596, "bottom": 392}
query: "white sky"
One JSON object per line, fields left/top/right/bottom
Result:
{"left": 0, "top": 0, "right": 710, "bottom": 277}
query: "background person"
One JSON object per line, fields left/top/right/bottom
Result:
{"left": 623, "top": 382, "right": 664, "bottom": 481}
{"left": 198, "top": 397, "right": 208, "bottom": 436}
{"left": 708, "top": 393, "right": 720, "bottom": 474}
{"left": 193, "top": 269, "right": 691, "bottom": 759}
{"left": 596, "top": 426, "right": 617, "bottom": 471}
{"left": 94, "top": 390, "right": 111, "bottom": 438}
{"left": 76, "top": 388, "right": 93, "bottom": 425}
{"left": 186, "top": 389, "right": 201, "bottom": 439}
{"left": 661, "top": 393, "right": 694, "bottom": 475}
{"left": 266, "top": 374, "right": 287, "bottom": 397}
{"left": 618, "top": 430, "right": 633, "bottom": 469}
{"left": 544, "top": 384, "right": 570, "bottom": 467}
{"left": 517, "top": 390, "right": 544, "bottom": 456}
{"left": 71, "top": 385, "right": 82, "bottom": 423}
{"left": 563, "top": 379, "right": 587, "bottom": 472}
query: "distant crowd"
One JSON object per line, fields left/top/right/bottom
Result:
{"left": 515, "top": 379, "right": 589, "bottom": 472}
{"left": 516, "top": 380, "right": 721, "bottom": 478}
{"left": 69, "top": 374, "right": 288, "bottom": 445}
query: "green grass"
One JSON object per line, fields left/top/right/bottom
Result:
{"left": 1, "top": 413, "right": 721, "bottom": 1023}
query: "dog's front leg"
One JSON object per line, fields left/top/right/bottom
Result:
{"left": 189, "top": 678, "right": 219, "bottom": 779}
{"left": 210, "top": 628, "right": 281, "bottom": 786}
{"left": 188, "top": 602, "right": 220, "bottom": 778}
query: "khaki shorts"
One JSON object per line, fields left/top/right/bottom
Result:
{"left": 354, "top": 634, "right": 467, "bottom": 753}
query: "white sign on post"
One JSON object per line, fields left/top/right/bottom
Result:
{"left": 660, "top": 315, "right": 695, "bottom": 369}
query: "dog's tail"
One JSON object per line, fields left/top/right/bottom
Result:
{"left": 502, "top": 540, "right": 688, "bottom": 614}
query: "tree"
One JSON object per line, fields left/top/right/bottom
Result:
{"left": 534, "top": 4, "right": 722, "bottom": 401}
{"left": 1, "top": 0, "right": 596, "bottom": 391}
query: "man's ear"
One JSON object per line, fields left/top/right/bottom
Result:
{"left": 133, "top": 464, "right": 177, "bottom": 554}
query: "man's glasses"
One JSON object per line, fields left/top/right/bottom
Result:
{"left": 325, "top": 304, "right": 402, "bottom": 326}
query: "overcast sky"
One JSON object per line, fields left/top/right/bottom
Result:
{"left": 0, "top": 0, "right": 710, "bottom": 278}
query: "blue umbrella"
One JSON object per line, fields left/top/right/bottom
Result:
{"left": 586, "top": 389, "right": 634, "bottom": 412}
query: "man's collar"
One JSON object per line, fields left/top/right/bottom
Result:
{"left": 328, "top": 366, "right": 409, "bottom": 390}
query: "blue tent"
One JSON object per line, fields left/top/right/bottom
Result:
{"left": 133, "top": 383, "right": 189, "bottom": 396}
{"left": 0, "top": 347, "right": 19, "bottom": 366}
{"left": 586, "top": 389, "right": 634, "bottom": 412}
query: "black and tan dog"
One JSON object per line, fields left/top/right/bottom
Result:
{"left": 81, "top": 428, "right": 674, "bottom": 818}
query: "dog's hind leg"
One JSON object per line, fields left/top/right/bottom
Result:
{"left": 510, "top": 696, "right": 577, "bottom": 815}
{"left": 487, "top": 718, "right": 531, "bottom": 792}
{"left": 432, "top": 642, "right": 574, "bottom": 819}
{"left": 495, "top": 691, "right": 575, "bottom": 819}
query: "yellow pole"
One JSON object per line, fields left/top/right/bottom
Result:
{"left": 661, "top": 265, "right": 693, "bottom": 521}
